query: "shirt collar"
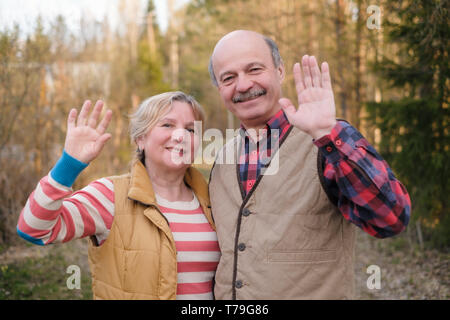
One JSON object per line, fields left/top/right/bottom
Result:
{"left": 239, "top": 109, "right": 290, "bottom": 141}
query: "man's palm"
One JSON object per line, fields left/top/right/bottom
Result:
{"left": 279, "top": 55, "right": 337, "bottom": 140}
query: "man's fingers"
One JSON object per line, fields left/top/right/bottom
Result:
{"left": 321, "top": 61, "right": 332, "bottom": 90}
{"left": 96, "top": 109, "right": 113, "bottom": 135}
{"left": 77, "top": 100, "right": 91, "bottom": 126}
{"left": 301, "top": 55, "right": 312, "bottom": 88}
{"left": 67, "top": 108, "right": 77, "bottom": 130}
{"left": 293, "top": 63, "right": 305, "bottom": 95}
{"left": 279, "top": 98, "right": 297, "bottom": 120}
{"left": 309, "top": 56, "right": 321, "bottom": 87}
{"left": 87, "top": 100, "right": 104, "bottom": 129}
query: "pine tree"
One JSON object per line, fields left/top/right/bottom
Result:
{"left": 366, "top": 0, "right": 449, "bottom": 248}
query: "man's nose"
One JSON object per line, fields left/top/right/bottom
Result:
{"left": 235, "top": 74, "right": 253, "bottom": 92}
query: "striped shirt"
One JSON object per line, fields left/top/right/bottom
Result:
{"left": 156, "top": 194, "right": 220, "bottom": 299}
{"left": 17, "top": 174, "right": 115, "bottom": 246}
{"left": 17, "top": 151, "right": 220, "bottom": 299}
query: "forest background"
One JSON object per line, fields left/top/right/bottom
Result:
{"left": 0, "top": 0, "right": 448, "bottom": 299}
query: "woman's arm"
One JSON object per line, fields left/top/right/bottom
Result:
{"left": 17, "top": 100, "right": 114, "bottom": 245}
{"left": 17, "top": 152, "right": 115, "bottom": 245}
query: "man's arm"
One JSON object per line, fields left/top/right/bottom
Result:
{"left": 279, "top": 55, "right": 411, "bottom": 237}
{"left": 315, "top": 120, "right": 411, "bottom": 238}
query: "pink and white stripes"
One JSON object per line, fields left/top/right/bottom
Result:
{"left": 17, "top": 174, "right": 114, "bottom": 245}
{"left": 156, "top": 195, "right": 220, "bottom": 300}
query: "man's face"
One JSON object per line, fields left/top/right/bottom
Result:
{"left": 212, "top": 32, "right": 285, "bottom": 129}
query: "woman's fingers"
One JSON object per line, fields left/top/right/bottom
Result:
{"left": 96, "top": 109, "right": 113, "bottom": 135}
{"left": 87, "top": 100, "right": 104, "bottom": 129}
{"left": 77, "top": 100, "right": 92, "bottom": 126}
{"left": 67, "top": 108, "right": 77, "bottom": 130}
{"left": 95, "top": 133, "right": 112, "bottom": 154}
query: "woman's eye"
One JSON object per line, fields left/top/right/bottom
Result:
{"left": 187, "top": 128, "right": 195, "bottom": 133}
{"left": 162, "top": 123, "right": 172, "bottom": 128}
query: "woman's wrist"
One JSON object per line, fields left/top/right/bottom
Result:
{"left": 50, "top": 150, "right": 89, "bottom": 187}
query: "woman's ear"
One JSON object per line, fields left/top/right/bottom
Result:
{"left": 136, "top": 135, "right": 145, "bottom": 151}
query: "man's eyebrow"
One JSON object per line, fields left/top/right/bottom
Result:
{"left": 247, "top": 62, "right": 265, "bottom": 68}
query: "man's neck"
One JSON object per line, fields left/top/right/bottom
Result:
{"left": 240, "top": 107, "right": 283, "bottom": 141}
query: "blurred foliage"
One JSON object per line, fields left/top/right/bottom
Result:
{"left": 0, "top": 0, "right": 448, "bottom": 254}
{"left": 366, "top": 0, "right": 449, "bottom": 249}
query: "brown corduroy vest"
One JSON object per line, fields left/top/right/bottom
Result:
{"left": 209, "top": 126, "right": 356, "bottom": 299}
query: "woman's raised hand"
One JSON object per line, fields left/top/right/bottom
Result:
{"left": 64, "top": 100, "right": 113, "bottom": 163}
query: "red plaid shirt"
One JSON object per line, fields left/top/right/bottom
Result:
{"left": 237, "top": 109, "right": 411, "bottom": 238}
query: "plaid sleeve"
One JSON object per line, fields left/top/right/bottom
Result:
{"left": 313, "top": 120, "right": 411, "bottom": 238}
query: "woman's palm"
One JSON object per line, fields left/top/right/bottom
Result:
{"left": 64, "top": 100, "right": 112, "bottom": 163}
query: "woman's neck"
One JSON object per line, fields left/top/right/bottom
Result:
{"left": 145, "top": 162, "right": 193, "bottom": 202}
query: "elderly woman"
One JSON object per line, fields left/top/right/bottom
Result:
{"left": 17, "top": 91, "right": 219, "bottom": 300}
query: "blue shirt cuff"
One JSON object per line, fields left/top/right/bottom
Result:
{"left": 50, "top": 150, "right": 88, "bottom": 187}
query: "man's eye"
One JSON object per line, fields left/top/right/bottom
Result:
{"left": 223, "top": 76, "right": 234, "bottom": 83}
{"left": 187, "top": 128, "right": 195, "bottom": 133}
{"left": 250, "top": 67, "right": 261, "bottom": 72}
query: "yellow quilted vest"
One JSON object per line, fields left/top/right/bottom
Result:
{"left": 87, "top": 160, "right": 214, "bottom": 299}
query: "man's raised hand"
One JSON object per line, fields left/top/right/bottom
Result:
{"left": 64, "top": 100, "right": 113, "bottom": 164}
{"left": 279, "top": 55, "right": 337, "bottom": 140}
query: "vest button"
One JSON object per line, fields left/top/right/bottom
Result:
{"left": 238, "top": 243, "right": 246, "bottom": 251}
{"left": 235, "top": 280, "right": 243, "bottom": 288}
{"left": 242, "top": 208, "right": 251, "bottom": 216}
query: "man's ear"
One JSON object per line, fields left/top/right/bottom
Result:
{"left": 278, "top": 62, "right": 285, "bottom": 83}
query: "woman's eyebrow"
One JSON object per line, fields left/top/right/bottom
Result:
{"left": 158, "top": 117, "right": 176, "bottom": 123}
{"left": 159, "top": 118, "right": 195, "bottom": 126}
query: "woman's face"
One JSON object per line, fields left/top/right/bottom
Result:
{"left": 137, "top": 101, "right": 200, "bottom": 171}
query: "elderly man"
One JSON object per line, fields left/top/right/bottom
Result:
{"left": 208, "top": 30, "right": 411, "bottom": 300}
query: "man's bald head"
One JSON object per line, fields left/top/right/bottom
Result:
{"left": 208, "top": 30, "right": 282, "bottom": 87}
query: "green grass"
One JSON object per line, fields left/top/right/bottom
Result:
{"left": 0, "top": 250, "right": 92, "bottom": 300}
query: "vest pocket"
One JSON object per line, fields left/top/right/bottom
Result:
{"left": 268, "top": 212, "right": 342, "bottom": 262}
{"left": 268, "top": 249, "right": 337, "bottom": 263}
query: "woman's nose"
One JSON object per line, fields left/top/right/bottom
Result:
{"left": 172, "top": 128, "right": 186, "bottom": 143}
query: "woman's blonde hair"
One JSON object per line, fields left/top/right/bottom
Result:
{"left": 129, "top": 91, "right": 206, "bottom": 161}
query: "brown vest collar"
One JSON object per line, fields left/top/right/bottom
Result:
{"left": 127, "top": 160, "right": 210, "bottom": 208}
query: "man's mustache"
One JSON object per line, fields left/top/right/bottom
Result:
{"left": 232, "top": 88, "right": 267, "bottom": 103}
